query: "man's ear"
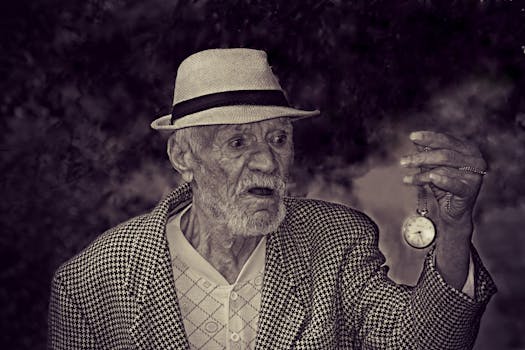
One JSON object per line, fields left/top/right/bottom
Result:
{"left": 167, "top": 137, "right": 195, "bottom": 183}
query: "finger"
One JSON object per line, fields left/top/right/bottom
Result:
{"left": 403, "top": 168, "right": 478, "bottom": 197}
{"left": 413, "top": 144, "right": 436, "bottom": 172}
{"left": 400, "top": 149, "right": 487, "bottom": 170}
{"left": 409, "top": 131, "right": 481, "bottom": 156}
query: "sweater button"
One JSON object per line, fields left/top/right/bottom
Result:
{"left": 204, "top": 321, "right": 218, "bottom": 333}
{"left": 230, "top": 332, "right": 240, "bottom": 342}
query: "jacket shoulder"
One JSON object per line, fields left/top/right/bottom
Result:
{"left": 284, "top": 197, "right": 378, "bottom": 244}
{"left": 52, "top": 214, "right": 149, "bottom": 288}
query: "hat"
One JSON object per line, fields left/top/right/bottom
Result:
{"left": 150, "top": 48, "right": 320, "bottom": 130}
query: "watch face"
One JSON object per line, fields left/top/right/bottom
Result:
{"left": 402, "top": 215, "right": 436, "bottom": 249}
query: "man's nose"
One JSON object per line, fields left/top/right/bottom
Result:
{"left": 248, "top": 143, "right": 277, "bottom": 174}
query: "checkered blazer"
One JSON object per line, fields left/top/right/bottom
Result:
{"left": 48, "top": 183, "right": 496, "bottom": 350}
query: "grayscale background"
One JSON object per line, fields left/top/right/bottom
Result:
{"left": 1, "top": 0, "right": 524, "bottom": 349}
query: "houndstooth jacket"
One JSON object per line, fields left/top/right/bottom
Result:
{"left": 48, "top": 183, "right": 496, "bottom": 350}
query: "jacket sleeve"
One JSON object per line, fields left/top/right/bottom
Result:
{"left": 48, "top": 272, "right": 97, "bottom": 350}
{"left": 341, "top": 221, "right": 497, "bottom": 350}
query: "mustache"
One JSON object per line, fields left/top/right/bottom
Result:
{"left": 236, "top": 174, "right": 287, "bottom": 196}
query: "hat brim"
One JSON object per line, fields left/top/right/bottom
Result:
{"left": 150, "top": 105, "right": 320, "bottom": 131}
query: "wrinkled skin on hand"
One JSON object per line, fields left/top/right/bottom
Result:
{"left": 400, "top": 130, "right": 487, "bottom": 232}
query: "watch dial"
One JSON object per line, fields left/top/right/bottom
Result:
{"left": 402, "top": 215, "right": 436, "bottom": 249}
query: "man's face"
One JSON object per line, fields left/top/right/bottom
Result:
{"left": 190, "top": 117, "right": 293, "bottom": 236}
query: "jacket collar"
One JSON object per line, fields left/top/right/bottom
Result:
{"left": 126, "top": 183, "right": 192, "bottom": 301}
{"left": 125, "top": 184, "right": 311, "bottom": 349}
{"left": 256, "top": 213, "right": 311, "bottom": 348}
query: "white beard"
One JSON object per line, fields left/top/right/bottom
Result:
{"left": 193, "top": 176, "right": 287, "bottom": 237}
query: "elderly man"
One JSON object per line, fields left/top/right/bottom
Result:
{"left": 48, "top": 48, "right": 496, "bottom": 350}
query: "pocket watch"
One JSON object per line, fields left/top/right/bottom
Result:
{"left": 402, "top": 173, "right": 436, "bottom": 249}
{"left": 402, "top": 209, "right": 435, "bottom": 249}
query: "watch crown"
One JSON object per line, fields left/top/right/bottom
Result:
{"left": 416, "top": 209, "right": 429, "bottom": 216}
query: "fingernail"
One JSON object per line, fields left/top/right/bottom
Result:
{"left": 400, "top": 157, "right": 410, "bottom": 166}
{"left": 410, "top": 132, "right": 423, "bottom": 141}
{"left": 403, "top": 175, "right": 413, "bottom": 184}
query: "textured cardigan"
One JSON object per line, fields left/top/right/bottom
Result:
{"left": 48, "top": 183, "right": 496, "bottom": 349}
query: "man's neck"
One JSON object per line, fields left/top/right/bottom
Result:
{"left": 180, "top": 202, "right": 263, "bottom": 284}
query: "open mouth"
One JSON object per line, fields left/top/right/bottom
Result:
{"left": 247, "top": 187, "right": 275, "bottom": 197}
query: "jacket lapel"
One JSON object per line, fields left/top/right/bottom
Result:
{"left": 129, "top": 247, "right": 189, "bottom": 349}
{"left": 127, "top": 184, "right": 192, "bottom": 350}
{"left": 256, "top": 213, "right": 311, "bottom": 349}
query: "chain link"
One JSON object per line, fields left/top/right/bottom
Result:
{"left": 416, "top": 167, "right": 428, "bottom": 217}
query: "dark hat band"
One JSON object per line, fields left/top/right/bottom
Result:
{"left": 171, "top": 90, "right": 289, "bottom": 124}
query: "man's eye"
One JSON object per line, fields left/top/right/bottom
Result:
{"left": 228, "top": 138, "right": 246, "bottom": 149}
{"left": 271, "top": 134, "right": 288, "bottom": 146}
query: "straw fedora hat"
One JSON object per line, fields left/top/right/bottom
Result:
{"left": 151, "top": 48, "right": 320, "bottom": 130}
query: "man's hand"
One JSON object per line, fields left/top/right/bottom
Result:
{"left": 400, "top": 130, "right": 486, "bottom": 235}
{"left": 400, "top": 130, "right": 487, "bottom": 291}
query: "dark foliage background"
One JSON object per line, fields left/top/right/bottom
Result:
{"left": 1, "top": 0, "right": 524, "bottom": 349}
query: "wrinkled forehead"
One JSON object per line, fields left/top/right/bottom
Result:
{"left": 215, "top": 117, "right": 293, "bottom": 134}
